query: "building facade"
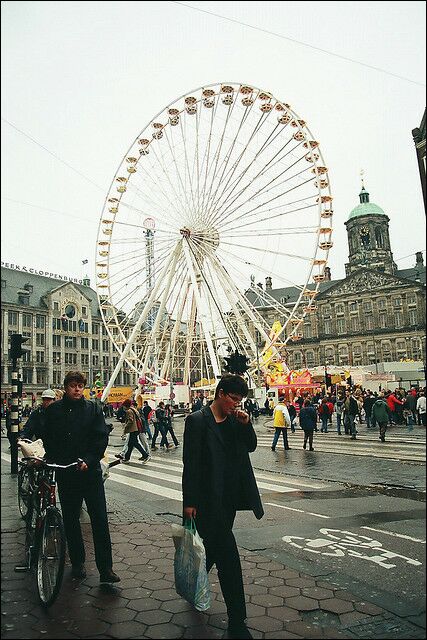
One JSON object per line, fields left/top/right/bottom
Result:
{"left": 247, "top": 184, "right": 426, "bottom": 371}
{"left": 1, "top": 267, "right": 137, "bottom": 398}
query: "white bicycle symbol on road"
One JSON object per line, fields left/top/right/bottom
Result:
{"left": 282, "top": 528, "right": 423, "bottom": 569}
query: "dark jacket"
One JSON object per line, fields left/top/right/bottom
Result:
{"left": 299, "top": 406, "right": 317, "bottom": 431}
{"left": 43, "top": 396, "right": 109, "bottom": 469}
{"left": 20, "top": 406, "right": 46, "bottom": 441}
{"left": 363, "top": 396, "right": 376, "bottom": 416}
{"left": 182, "top": 406, "right": 264, "bottom": 522}
{"left": 372, "top": 399, "right": 390, "bottom": 424}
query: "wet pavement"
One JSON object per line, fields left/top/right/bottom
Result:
{"left": 1, "top": 430, "right": 426, "bottom": 639}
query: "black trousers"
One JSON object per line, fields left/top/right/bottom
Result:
{"left": 57, "top": 467, "right": 113, "bottom": 574}
{"left": 197, "top": 509, "right": 246, "bottom": 624}
{"left": 125, "top": 431, "right": 148, "bottom": 460}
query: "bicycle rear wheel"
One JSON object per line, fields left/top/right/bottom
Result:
{"left": 36, "top": 507, "right": 66, "bottom": 607}
{"left": 18, "top": 465, "right": 31, "bottom": 519}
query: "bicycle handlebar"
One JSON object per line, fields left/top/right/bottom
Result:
{"left": 21, "top": 456, "right": 84, "bottom": 470}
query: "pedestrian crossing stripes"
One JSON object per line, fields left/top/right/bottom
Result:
{"left": 104, "top": 447, "right": 327, "bottom": 502}
{"left": 256, "top": 431, "right": 426, "bottom": 462}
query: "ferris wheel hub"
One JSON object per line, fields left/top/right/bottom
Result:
{"left": 180, "top": 227, "right": 220, "bottom": 252}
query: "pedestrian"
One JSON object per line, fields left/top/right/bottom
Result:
{"left": 18, "top": 388, "right": 56, "bottom": 441}
{"left": 164, "top": 403, "right": 179, "bottom": 447}
{"left": 318, "top": 397, "right": 330, "bottom": 433}
{"left": 405, "top": 389, "right": 418, "bottom": 425}
{"left": 141, "top": 400, "right": 153, "bottom": 440}
{"left": 151, "top": 402, "right": 170, "bottom": 450}
{"left": 363, "top": 391, "right": 376, "bottom": 429}
{"left": 244, "top": 397, "right": 253, "bottom": 420}
{"left": 386, "top": 390, "right": 404, "bottom": 425}
{"left": 287, "top": 400, "right": 297, "bottom": 433}
{"left": 335, "top": 391, "right": 344, "bottom": 434}
{"left": 182, "top": 374, "right": 263, "bottom": 640}
{"left": 299, "top": 399, "right": 317, "bottom": 450}
{"left": 121, "top": 399, "right": 150, "bottom": 463}
{"left": 271, "top": 396, "right": 291, "bottom": 451}
{"left": 343, "top": 390, "right": 360, "bottom": 440}
{"left": 43, "top": 371, "right": 120, "bottom": 584}
{"left": 252, "top": 399, "right": 260, "bottom": 419}
{"left": 268, "top": 397, "right": 275, "bottom": 416}
{"left": 372, "top": 392, "right": 391, "bottom": 442}
{"left": 416, "top": 391, "right": 426, "bottom": 427}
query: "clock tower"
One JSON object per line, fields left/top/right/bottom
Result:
{"left": 345, "top": 180, "right": 397, "bottom": 276}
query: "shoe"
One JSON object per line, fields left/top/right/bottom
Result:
{"left": 303, "top": 444, "right": 306, "bottom": 449}
{"left": 114, "top": 453, "right": 124, "bottom": 459}
{"left": 151, "top": 446, "right": 158, "bottom": 451}
{"left": 122, "top": 459, "right": 130, "bottom": 464}
{"left": 167, "top": 444, "right": 174, "bottom": 449}
{"left": 138, "top": 456, "right": 149, "bottom": 461}
{"left": 71, "top": 564, "right": 87, "bottom": 579}
{"left": 309, "top": 447, "right": 314, "bottom": 451}
{"left": 380, "top": 436, "right": 385, "bottom": 442}
{"left": 271, "top": 446, "right": 276, "bottom": 451}
{"left": 285, "top": 447, "right": 291, "bottom": 450}
{"left": 227, "top": 623, "right": 253, "bottom": 639}
{"left": 99, "top": 570, "right": 121, "bottom": 584}
{"left": 351, "top": 436, "right": 356, "bottom": 440}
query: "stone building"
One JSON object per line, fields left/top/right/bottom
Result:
{"left": 247, "top": 184, "right": 426, "bottom": 370}
{"left": 1, "top": 267, "right": 137, "bottom": 398}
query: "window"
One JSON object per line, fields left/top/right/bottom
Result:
{"left": 303, "top": 324, "right": 312, "bottom": 339}
{"left": 365, "top": 315, "right": 374, "bottom": 330}
{"left": 393, "top": 297, "right": 402, "bottom": 308}
{"left": 22, "top": 350, "right": 31, "bottom": 363}
{"left": 377, "top": 299, "right": 386, "bottom": 310}
{"left": 395, "top": 311, "right": 403, "bottom": 328}
{"left": 306, "top": 350, "right": 315, "bottom": 367}
{"left": 36, "top": 351, "right": 44, "bottom": 363}
{"left": 81, "top": 337, "right": 89, "bottom": 349}
{"left": 64, "top": 336, "right": 77, "bottom": 348}
{"left": 23, "top": 313, "right": 32, "bottom": 328}
{"left": 396, "top": 339, "right": 406, "bottom": 353}
{"left": 375, "top": 227, "right": 384, "bottom": 248}
{"left": 324, "top": 318, "right": 332, "bottom": 335}
{"left": 381, "top": 341, "right": 392, "bottom": 360}
{"left": 22, "top": 369, "right": 33, "bottom": 384}
{"left": 92, "top": 339, "right": 99, "bottom": 351}
{"left": 363, "top": 301, "right": 372, "bottom": 312}
{"left": 409, "top": 309, "right": 417, "bottom": 325}
{"left": 102, "top": 325, "right": 107, "bottom": 336}
{"left": 24, "top": 283, "right": 33, "bottom": 293}
{"left": 53, "top": 334, "right": 61, "bottom": 347}
{"left": 337, "top": 318, "right": 346, "bottom": 334}
{"left": 353, "top": 344, "right": 362, "bottom": 356}
{"left": 53, "top": 352, "right": 61, "bottom": 364}
{"left": 92, "top": 354, "right": 99, "bottom": 367}
{"left": 1, "top": 279, "right": 5, "bottom": 288}
{"left": 325, "top": 347, "right": 334, "bottom": 362}
{"left": 102, "top": 355, "right": 110, "bottom": 367}
{"left": 338, "top": 345, "right": 349, "bottom": 364}
{"left": 102, "top": 340, "right": 109, "bottom": 352}
{"left": 81, "top": 353, "right": 89, "bottom": 366}
{"left": 351, "top": 316, "right": 358, "bottom": 331}
{"left": 335, "top": 304, "right": 344, "bottom": 315}
{"left": 293, "top": 351, "right": 302, "bottom": 367}
{"left": 82, "top": 306, "right": 88, "bottom": 316}
{"left": 93, "top": 324, "right": 100, "bottom": 335}
{"left": 411, "top": 338, "right": 422, "bottom": 360}
{"left": 53, "top": 370, "right": 62, "bottom": 385}
{"left": 349, "top": 302, "right": 358, "bottom": 312}
{"left": 53, "top": 301, "right": 60, "bottom": 311}
{"left": 36, "top": 333, "right": 45, "bottom": 347}
{"left": 18, "top": 294, "right": 30, "bottom": 305}
{"left": 379, "top": 313, "right": 387, "bottom": 329}
{"left": 65, "top": 353, "right": 77, "bottom": 365}
{"left": 36, "top": 315, "right": 45, "bottom": 329}
{"left": 8, "top": 311, "right": 18, "bottom": 325}
{"left": 407, "top": 294, "right": 416, "bottom": 305}
{"left": 37, "top": 369, "right": 47, "bottom": 385}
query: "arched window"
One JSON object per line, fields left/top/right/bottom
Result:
{"left": 306, "top": 350, "right": 315, "bottom": 367}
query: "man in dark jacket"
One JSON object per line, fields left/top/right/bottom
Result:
{"left": 183, "top": 375, "right": 263, "bottom": 640}
{"left": 363, "top": 391, "right": 376, "bottom": 429}
{"left": 43, "top": 371, "right": 120, "bottom": 584}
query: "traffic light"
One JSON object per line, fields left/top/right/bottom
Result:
{"left": 9, "top": 334, "right": 30, "bottom": 362}
{"left": 223, "top": 350, "right": 249, "bottom": 375}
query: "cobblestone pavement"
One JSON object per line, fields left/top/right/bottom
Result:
{"left": 1, "top": 462, "right": 425, "bottom": 639}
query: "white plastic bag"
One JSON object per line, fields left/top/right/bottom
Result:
{"left": 18, "top": 438, "right": 45, "bottom": 459}
{"left": 172, "top": 519, "right": 211, "bottom": 612}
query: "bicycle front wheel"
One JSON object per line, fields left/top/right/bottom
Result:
{"left": 18, "top": 465, "right": 31, "bottom": 519}
{"left": 36, "top": 507, "right": 66, "bottom": 607}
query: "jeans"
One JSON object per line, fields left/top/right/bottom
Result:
{"left": 366, "top": 414, "right": 371, "bottom": 428}
{"left": 142, "top": 417, "right": 152, "bottom": 439}
{"left": 378, "top": 421, "right": 387, "bottom": 440}
{"left": 336, "top": 413, "right": 342, "bottom": 433}
{"left": 320, "top": 415, "right": 329, "bottom": 432}
{"left": 57, "top": 467, "right": 113, "bottom": 574}
{"left": 344, "top": 414, "right": 357, "bottom": 437}
{"left": 164, "top": 421, "right": 179, "bottom": 446}
{"left": 124, "top": 431, "right": 149, "bottom": 460}
{"left": 303, "top": 430, "right": 314, "bottom": 449}
{"left": 151, "top": 422, "right": 169, "bottom": 448}
{"left": 272, "top": 428, "right": 290, "bottom": 449}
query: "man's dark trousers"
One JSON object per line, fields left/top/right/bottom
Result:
{"left": 57, "top": 468, "right": 112, "bottom": 573}
{"left": 197, "top": 509, "right": 246, "bottom": 624}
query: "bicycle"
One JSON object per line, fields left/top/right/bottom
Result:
{"left": 15, "top": 456, "right": 82, "bottom": 607}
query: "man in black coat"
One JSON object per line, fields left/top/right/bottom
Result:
{"left": 43, "top": 371, "right": 120, "bottom": 584}
{"left": 182, "top": 375, "right": 263, "bottom": 640}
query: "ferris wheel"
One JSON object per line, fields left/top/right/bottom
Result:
{"left": 96, "top": 82, "right": 333, "bottom": 396}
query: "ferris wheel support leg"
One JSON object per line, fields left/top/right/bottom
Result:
{"left": 101, "top": 243, "right": 182, "bottom": 403}
{"left": 182, "top": 242, "right": 221, "bottom": 380}
{"left": 183, "top": 289, "right": 197, "bottom": 386}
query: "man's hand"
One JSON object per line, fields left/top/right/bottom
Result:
{"left": 184, "top": 507, "right": 197, "bottom": 520}
{"left": 77, "top": 460, "right": 88, "bottom": 472}
{"left": 235, "top": 409, "right": 250, "bottom": 424}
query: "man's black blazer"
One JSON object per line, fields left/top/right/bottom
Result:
{"left": 182, "top": 405, "right": 264, "bottom": 523}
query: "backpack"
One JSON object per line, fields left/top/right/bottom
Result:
{"left": 116, "top": 406, "right": 126, "bottom": 422}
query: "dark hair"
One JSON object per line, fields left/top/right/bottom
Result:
{"left": 63, "top": 371, "right": 87, "bottom": 388}
{"left": 214, "top": 374, "right": 248, "bottom": 399}
{"left": 279, "top": 396, "right": 285, "bottom": 402}
{"left": 303, "top": 399, "right": 311, "bottom": 407}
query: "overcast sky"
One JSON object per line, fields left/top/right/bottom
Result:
{"left": 2, "top": 0, "right": 426, "bottom": 289}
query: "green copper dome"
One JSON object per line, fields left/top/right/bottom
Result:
{"left": 348, "top": 184, "right": 387, "bottom": 220}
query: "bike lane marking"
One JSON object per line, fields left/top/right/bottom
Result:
{"left": 265, "top": 501, "right": 331, "bottom": 519}
{"left": 361, "top": 526, "right": 426, "bottom": 544}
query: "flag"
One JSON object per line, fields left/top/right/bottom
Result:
{"left": 82, "top": 259, "right": 88, "bottom": 265}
